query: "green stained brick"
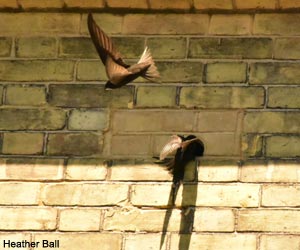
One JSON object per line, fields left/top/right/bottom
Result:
{"left": 0, "top": 38, "right": 12, "bottom": 57}
{"left": 266, "top": 136, "right": 300, "bottom": 158}
{"left": 77, "top": 61, "right": 107, "bottom": 81}
{"left": 112, "top": 37, "right": 145, "bottom": 59}
{"left": 59, "top": 37, "right": 97, "bottom": 58}
{"left": 242, "top": 134, "right": 263, "bottom": 158}
{"left": 268, "top": 87, "right": 300, "bottom": 108}
{"left": 274, "top": 38, "right": 300, "bottom": 59}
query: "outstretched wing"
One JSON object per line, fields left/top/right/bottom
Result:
{"left": 159, "top": 135, "right": 182, "bottom": 160}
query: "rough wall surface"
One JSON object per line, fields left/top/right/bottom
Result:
{"left": 0, "top": 1, "right": 299, "bottom": 250}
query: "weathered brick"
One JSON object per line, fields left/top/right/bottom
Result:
{"left": 180, "top": 87, "right": 264, "bottom": 108}
{"left": 236, "top": 0, "right": 276, "bottom": 9}
{"left": 194, "top": 0, "right": 232, "bottom": 9}
{"left": 274, "top": 38, "right": 300, "bottom": 59}
{"left": 170, "top": 234, "right": 257, "bottom": 250}
{"left": 0, "top": 234, "right": 31, "bottom": 250}
{"left": 260, "top": 235, "right": 300, "bottom": 250}
{"left": 68, "top": 109, "right": 109, "bottom": 131}
{"left": 47, "top": 133, "right": 102, "bottom": 156}
{"left": 266, "top": 136, "right": 300, "bottom": 158}
{"left": 1, "top": 158, "right": 64, "bottom": 180}
{"left": 49, "top": 84, "right": 134, "bottom": 108}
{"left": 59, "top": 209, "right": 101, "bottom": 231}
{"left": 149, "top": 0, "right": 190, "bottom": 10}
{"left": 0, "top": 0, "right": 19, "bottom": 8}
{"left": 238, "top": 209, "right": 300, "bottom": 232}
{"left": 16, "top": 37, "right": 56, "bottom": 58}
{"left": 33, "top": 233, "right": 122, "bottom": 250}
{"left": 254, "top": 14, "right": 300, "bottom": 35}
{"left": 244, "top": 112, "right": 300, "bottom": 133}
{"left": 242, "top": 134, "right": 263, "bottom": 157}
{"left": 123, "top": 14, "right": 209, "bottom": 34}
{"left": 0, "top": 207, "right": 57, "bottom": 230}
{"left": 125, "top": 234, "right": 167, "bottom": 250}
{"left": 0, "top": 37, "right": 12, "bottom": 57}
{"left": 250, "top": 62, "right": 300, "bottom": 84}
{"left": 107, "top": 0, "right": 147, "bottom": 8}
{"left": 189, "top": 38, "right": 272, "bottom": 59}
{"left": 43, "top": 183, "right": 128, "bottom": 206}
{"left": 112, "top": 37, "right": 145, "bottom": 59}
{"left": 280, "top": 0, "right": 300, "bottom": 8}
{"left": 136, "top": 86, "right": 177, "bottom": 107}
{"left": 111, "top": 135, "right": 151, "bottom": 155}
{"left": 205, "top": 62, "right": 247, "bottom": 83}
{"left": 268, "top": 87, "right": 300, "bottom": 108}
{"left": 76, "top": 61, "right": 107, "bottom": 81}
{"left": 0, "top": 108, "right": 66, "bottom": 130}
{"left": 64, "top": 0, "right": 104, "bottom": 8}
{"left": 0, "top": 60, "right": 74, "bottom": 81}
{"left": 0, "top": 13, "right": 80, "bottom": 36}
{"left": 2, "top": 133, "right": 44, "bottom": 155}
{"left": 0, "top": 85, "right": 3, "bottom": 105}
{"left": 66, "top": 158, "right": 107, "bottom": 180}
{"left": 5, "top": 85, "right": 47, "bottom": 106}
{"left": 0, "top": 182, "right": 39, "bottom": 205}
{"left": 209, "top": 15, "right": 252, "bottom": 35}
{"left": 103, "top": 208, "right": 181, "bottom": 231}
{"left": 19, "top": 0, "right": 63, "bottom": 9}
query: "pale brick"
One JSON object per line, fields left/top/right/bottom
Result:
{"left": 260, "top": 235, "right": 300, "bottom": 250}
{"left": 280, "top": 0, "right": 300, "bottom": 8}
{"left": 123, "top": 14, "right": 209, "bottom": 34}
{"left": 59, "top": 209, "right": 101, "bottom": 231}
{"left": 0, "top": 207, "right": 57, "bottom": 230}
{"left": 274, "top": 38, "right": 300, "bottom": 59}
{"left": 64, "top": 0, "right": 104, "bottom": 8}
{"left": 242, "top": 134, "right": 263, "bottom": 157}
{"left": 194, "top": 0, "right": 232, "bottom": 9}
{"left": 43, "top": 183, "right": 128, "bottom": 206}
{"left": 238, "top": 209, "right": 300, "bottom": 232}
{"left": 59, "top": 37, "right": 97, "bottom": 58}
{"left": 170, "top": 234, "right": 257, "bottom": 250}
{"left": 0, "top": 0, "right": 19, "bottom": 8}
{"left": 5, "top": 85, "right": 47, "bottom": 106}
{"left": 268, "top": 87, "right": 300, "bottom": 108}
{"left": 236, "top": 0, "right": 276, "bottom": 9}
{"left": 0, "top": 234, "right": 31, "bottom": 250}
{"left": 0, "top": 182, "right": 39, "bottom": 205}
{"left": 209, "top": 15, "right": 252, "bottom": 35}
{"left": 76, "top": 61, "right": 107, "bottom": 81}
{"left": 136, "top": 86, "right": 177, "bottom": 107}
{"left": 107, "top": 0, "right": 147, "bottom": 8}
{"left": 66, "top": 159, "right": 107, "bottom": 180}
{"left": 241, "top": 160, "right": 300, "bottom": 183}
{"left": 125, "top": 234, "right": 167, "bottom": 250}
{"left": 0, "top": 60, "right": 74, "bottom": 81}
{"left": 250, "top": 62, "right": 300, "bottom": 84}
{"left": 266, "top": 136, "right": 300, "bottom": 158}
{"left": 244, "top": 112, "right": 300, "bottom": 133}
{"left": 111, "top": 135, "right": 151, "bottom": 155}
{"left": 68, "top": 109, "right": 108, "bottom": 131}
{"left": 16, "top": 37, "right": 56, "bottom": 58}
{"left": 0, "top": 37, "right": 12, "bottom": 57}
{"left": 2, "top": 133, "right": 44, "bottom": 155}
{"left": 180, "top": 87, "right": 264, "bottom": 108}
{"left": 0, "top": 108, "right": 66, "bottom": 130}
{"left": 205, "top": 62, "right": 247, "bottom": 83}
{"left": 254, "top": 14, "right": 300, "bottom": 35}
{"left": 150, "top": 0, "right": 190, "bottom": 10}
{"left": 19, "top": 0, "right": 64, "bottom": 9}
{"left": 47, "top": 133, "right": 102, "bottom": 156}
{"left": 33, "top": 233, "right": 122, "bottom": 250}
{"left": 103, "top": 208, "right": 181, "bottom": 231}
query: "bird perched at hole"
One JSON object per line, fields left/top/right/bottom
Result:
{"left": 155, "top": 135, "right": 204, "bottom": 205}
{"left": 87, "top": 13, "right": 160, "bottom": 90}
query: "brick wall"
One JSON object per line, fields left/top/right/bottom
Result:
{"left": 0, "top": 1, "right": 300, "bottom": 250}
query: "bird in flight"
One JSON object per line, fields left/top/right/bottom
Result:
{"left": 87, "top": 13, "right": 160, "bottom": 89}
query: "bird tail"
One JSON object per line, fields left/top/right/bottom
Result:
{"left": 138, "top": 47, "right": 160, "bottom": 82}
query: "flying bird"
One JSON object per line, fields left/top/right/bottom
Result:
{"left": 87, "top": 13, "right": 160, "bottom": 89}
{"left": 156, "top": 135, "right": 204, "bottom": 205}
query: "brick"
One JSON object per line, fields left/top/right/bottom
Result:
{"left": 0, "top": 182, "right": 39, "bottom": 205}
{"left": 125, "top": 234, "right": 167, "bottom": 250}
{"left": 0, "top": 108, "right": 66, "bottom": 130}
{"left": 19, "top": 0, "right": 64, "bottom": 9}
{"left": 76, "top": 61, "right": 107, "bottom": 81}
{"left": 241, "top": 160, "right": 300, "bottom": 183}
{"left": 180, "top": 87, "right": 264, "bottom": 108}
{"left": 5, "top": 85, "right": 47, "bottom": 106}
{"left": 0, "top": 207, "right": 57, "bottom": 230}
{"left": 123, "top": 14, "right": 209, "bottom": 34}
{"left": 170, "top": 234, "right": 257, "bottom": 250}
{"left": 194, "top": 0, "right": 232, "bottom": 9}
{"left": 16, "top": 37, "right": 56, "bottom": 58}
{"left": 205, "top": 62, "right": 247, "bottom": 83}
{"left": 268, "top": 87, "right": 300, "bottom": 108}
{"left": 242, "top": 134, "right": 263, "bottom": 157}
{"left": 103, "top": 208, "right": 181, "bottom": 231}
{"left": 147, "top": 37, "right": 186, "bottom": 59}
{"left": 236, "top": 0, "right": 276, "bottom": 9}
{"left": 43, "top": 183, "right": 128, "bottom": 206}
{"left": 280, "top": 0, "right": 300, "bottom": 8}
{"left": 66, "top": 158, "right": 107, "bottom": 180}
{"left": 244, "top": 112, "right": 300, "bottom": 133}
{"left": 0, "top": 13, "right": 80, "bottom": 36}
{"left": 0, "top": 0, "right": 19, "bottom": 8}
{"left": 2, "top": 133, "right": 44, "bottom": 155}
{"left": 274, "top": 38, "right": 300, "bottom": 59}
{"left": 189, "top": 38, "right": 272, "bottom": 59}
{"left": 254, "top": 14, "right": 300, "bottom": 35}
{"left": 260, "top": 235, "right": 300, "bottom": 250}
{"left": 59, "top": 37, "right": 97, "bottom": 58}
{"left": 266, "top": 136, "right": 300, "bottom": 158}
{"left": 238, "top": 209, "right": 300, "bottom": 232}
{"left": 0, "top": 37, "right": 12, "bottom": 57}
{"left": 49, "top": 84, "right": 134, "bottom": 108}
{"left": 33, "top": 233, "right": 122, "bottom": 250}
{"left": 111, "top": 135, "right": 151, "bottom": 155}
{"left": 209, "top": 15, "right": 252, "bottom": 35}
{"left": 150, "top": 0, "right": 190, "bottom": 10}
{"left": 112, "top": 37, "right": 145, "bottom": 59}
{"left": 47, "top": 133, "right": 102, "bottom": 156}
{"left": 250, "top": 62, "right": 300, "bottom": 84}
{"left": 0, "top": 86, "right": 3, "bottom": 105}
{"left": 136, "top": 86, "right": 177, "bottom": 107}
{"left": 64, "top": 0, "right": 104, "bottom": 8}
{"left": 68, "top": 109, "right": 109, "bottom": 130}
{"left": 107, "top": 0, "right": 147, "bottom": 8}
{"left": 59, "top": 209, "right": 101, "bottom": 231}
{"left": 0, "top": 234, "right": 31, "bottom": 250}
{"left": 0, "top": 60, "right": 74, "bottom": 81}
